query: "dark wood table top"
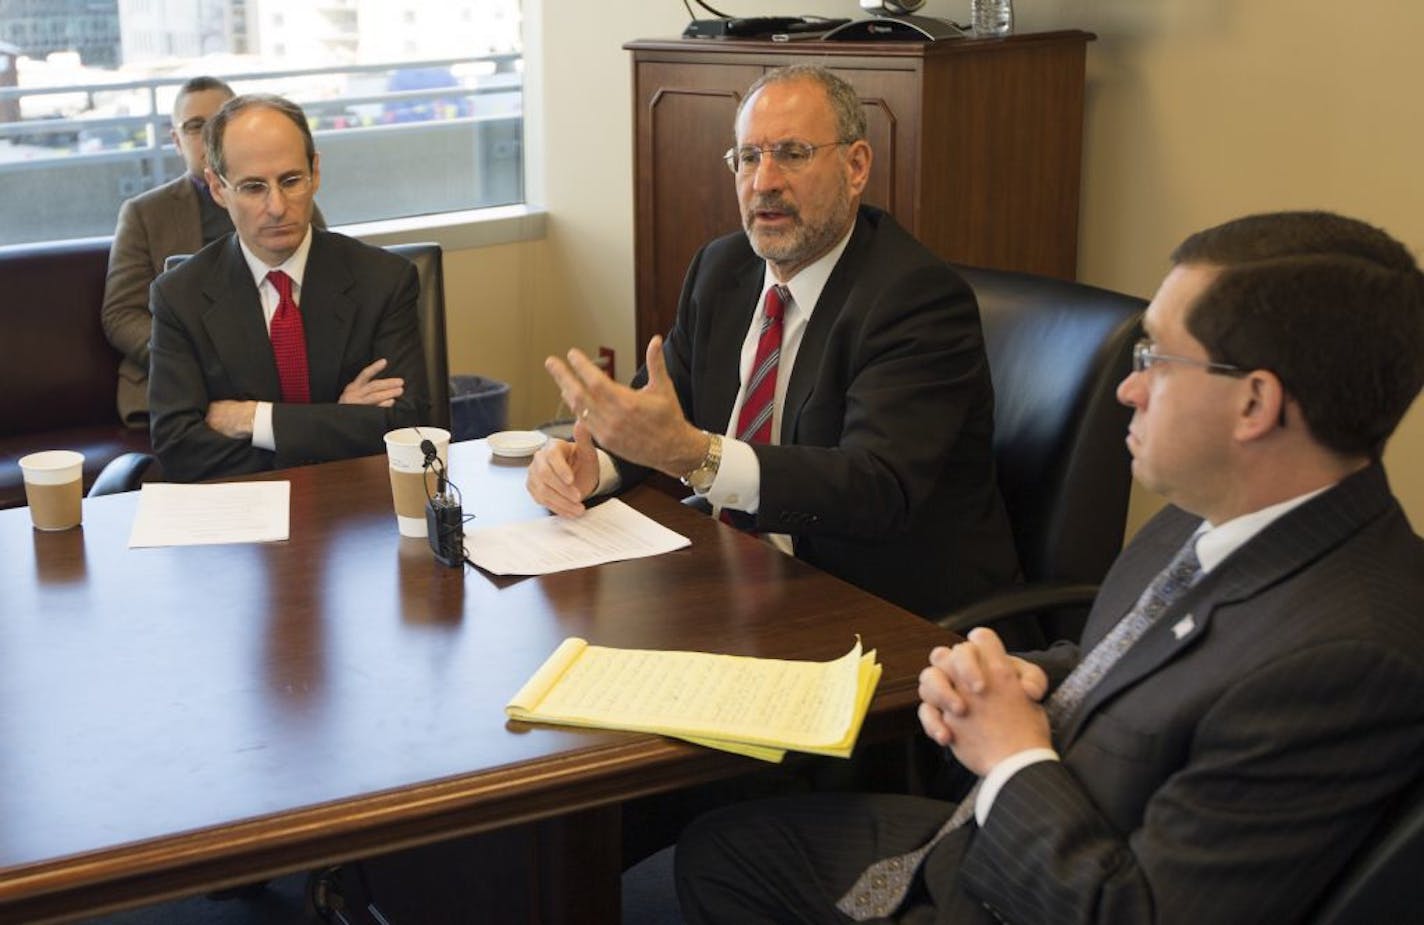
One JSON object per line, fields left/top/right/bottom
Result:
{"left": 0, "top": 440, "right": 953, "bottom": 922}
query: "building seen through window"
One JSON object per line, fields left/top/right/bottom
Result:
{"left": 0, "top": 0, "right": 523, "bottom": 246}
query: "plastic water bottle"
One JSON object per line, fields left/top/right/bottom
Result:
{"left": 971, "top": 0, "right": 1013, "bottom": 36}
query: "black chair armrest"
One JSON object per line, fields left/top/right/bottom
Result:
{"left": 88, "top": 452, "right": 157, "bottom": 497}
{"left": 935, "top": 581, "right": 1100, "bottom": 635}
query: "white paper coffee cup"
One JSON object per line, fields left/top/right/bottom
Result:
{"left": 19, "top": 450, "right": 85, "bottom": 531}
{"left": 383, "top": 427, "right": 450, "bottom": 537}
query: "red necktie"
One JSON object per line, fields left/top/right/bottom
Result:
{"left": 266, "top": 270, "right": 310, "bottom": 403}
{"left": 734, "top": 285, "right": 788, "bottom": 445}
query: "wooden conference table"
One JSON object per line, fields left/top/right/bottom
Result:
{"left": 0, "top": 440, "right": 954, "bottom": 923}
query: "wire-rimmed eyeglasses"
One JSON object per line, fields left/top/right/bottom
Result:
{"left": 722, "top": 140, "right": 850, "bottom": 175}
{"left": 1132, "top": 338, "right": 1245, "bottom": 376}
{"left": 219, "top": 172, "right": 315, "bottom": 203}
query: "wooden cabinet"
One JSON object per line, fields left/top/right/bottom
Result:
{"left": 627, "top": 32, "right": 1094, "bottom": 349}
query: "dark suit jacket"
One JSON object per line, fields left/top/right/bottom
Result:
{"left": 149, "top": 229, "right": 429, "bottom": 482}
{"left": 102, "top": 175, "right": 325, "bottom": 426}
{"left": 919, "top": 463, "right": 1424, "bottom": 924}
{"left": 621, "top": 205, "right": 1019, "bottom": 617}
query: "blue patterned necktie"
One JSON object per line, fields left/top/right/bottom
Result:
{"left": 836, "top": 536, "right": 1204, "bottom": 920}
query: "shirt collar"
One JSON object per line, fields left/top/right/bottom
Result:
{"left": 1194, "top": 483, "right": 1333, "bottom": 573}
{"left": 237, "top": 224, "right": 314, "bottom": 292}
{"left": 760, "top": 223, "right": 855, "bottom": 316}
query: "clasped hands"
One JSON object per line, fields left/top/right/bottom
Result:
{"left": 918, "top": 627, "right": 1053, "bottom": 777}
{"left": 527, "top": 336, "right": 706, "bottom": 517}
{"left": 205, "top": 358, "right": 403, "bottom": 439}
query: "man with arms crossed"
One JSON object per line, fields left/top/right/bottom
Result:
{"left": 149, "top": 94, "right": 427, "bottom": 481}
{"left": 527, "top": 65, "right": 1018, "bottom": 620}
{"left": 676, "top": 211, "right": 1424, "bottom": 924}
{"left": 103, "top": 78, "right": 330, "bottom": 429}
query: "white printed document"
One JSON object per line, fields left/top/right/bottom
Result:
{"left": 464, "top": 498, "right": 690, "bottom": 575}
{"left": 128, "top": 482, "right": 291, "bottom": 548}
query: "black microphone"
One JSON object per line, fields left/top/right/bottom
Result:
{"left": 419, "top": 439, "right": 447, "bottom": 494}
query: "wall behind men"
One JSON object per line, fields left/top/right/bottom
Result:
{"left": 441, "top": 0, "right": 1423, "bottom": 532}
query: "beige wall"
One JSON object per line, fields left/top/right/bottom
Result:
{"left": 442, "top": 0, "right": 1423, "bottom": 529}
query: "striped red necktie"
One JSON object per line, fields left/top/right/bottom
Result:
{"left": 734, "top": 285, "right": 788, "bottom": 445}
{"left": 266, "top": 270, "right": 311, "bottom": 403}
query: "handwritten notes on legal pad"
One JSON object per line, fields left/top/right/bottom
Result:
{"left": 464, "top": 499, "right": 690, "bottom": 575}
{"left": 506, "top": 638, "right": 882, "bottom": 762}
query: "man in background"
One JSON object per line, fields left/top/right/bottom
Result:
{"left": 102, "top": 77, "right": 324, "bottom": 429}
{"left": 149, "top": 94, "right": 426, "bottom": 481}
{"left": 527, "top": 65, "right": 1018, "bottom": 622}
{"left": 676, "top": 210, "right": 1424, "bottom": 924}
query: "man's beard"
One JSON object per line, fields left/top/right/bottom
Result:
{"left": 743, "top": 183, "right": 852, "bottom": 270}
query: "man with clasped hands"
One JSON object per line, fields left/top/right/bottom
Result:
{"left": 675, "top": 211, "right": 1424, "bottom": 924}
{"left": 527, "top": 65, "right": 1018, "bottom": 621}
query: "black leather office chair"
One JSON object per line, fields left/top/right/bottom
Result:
{"left": 164, "top": 241, "right": 450, "bottom": 429}
{"left": 385, "top": 242, "right": 450, "bottom": 430}
{"left": 87, "top": 451, "right": 158, "bottom": 497}
{"left": 1310, "top": 775, "right": 1424, "bottom": 924}
{"left": 936, "top": 264, "right": 1145, "bottom": 644}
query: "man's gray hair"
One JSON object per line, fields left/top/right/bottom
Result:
{"left": 736, "top": 64, "right": 867, "bottom": 142}
{"left": 204, "top": 93, "right": 315, "bottom": 180}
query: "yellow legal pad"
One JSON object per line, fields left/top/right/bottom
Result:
{"left": 506, "top": 638, "right": 882, "bottom": 763}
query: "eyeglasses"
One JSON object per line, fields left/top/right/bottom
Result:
{"left": 722, "top": 140, "right": 849, "bottom": 175}
{"left": 177, "top": 118, "right": 207, "bottom": 136}
{"left": 219, "top": 172, "right": 314, "bottom": 203}
{"left": 1132, "top": 338, "right": 1245, "bottom": 376}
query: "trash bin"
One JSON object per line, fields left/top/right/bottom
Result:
{"left": 448, "top": 375, "right": 510, "bottom": 441}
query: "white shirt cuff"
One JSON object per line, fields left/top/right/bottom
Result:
{"left": 592, "top": 447, "right": 622, "bottom": 498}
{"left": 704, "top": 435, "right": 759, "bottom": 512}
{"left": 251, "top": 401, "right": 275, "bottom": 451}
{"left": 975, "top": 748, "right": 1060, "bottom": 826}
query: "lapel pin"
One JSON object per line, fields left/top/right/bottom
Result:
{"left": 1171, "top": 614, "right": 1196, "bottom": 640}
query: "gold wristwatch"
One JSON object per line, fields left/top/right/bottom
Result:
{"left": 680, "top": 431, "right": 722, "bottom": 494}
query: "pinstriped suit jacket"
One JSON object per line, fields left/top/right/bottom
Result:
{"left": 918, "top": 463, "right": 1424, "bottom": 924}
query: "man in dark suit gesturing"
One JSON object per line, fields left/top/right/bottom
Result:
{"left": 526, "top": 65, "right": 1018, "bottom": 619}
{"left": 149, "top": 94, "right": 428, "bottom": 482}
{"left": 674, "top": 211, "right": 1424, "bottom": 923}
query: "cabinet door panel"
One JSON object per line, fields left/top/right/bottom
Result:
{"left": 834, "top": 67, "right": 921, "bottom": 230}
{"left": 635, "top": 62, "right": 760, "bottom": 348}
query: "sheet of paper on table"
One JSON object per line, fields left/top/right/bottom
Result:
{"left": 128, "top": 481, "right": 290, "bottom": 548}
{"left": 464, "top": 498, "right": 691, "bottom": 575}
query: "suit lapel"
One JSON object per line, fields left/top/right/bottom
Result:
{"left": 297, "top": 232, "right": 356, "bottom": 402}
{"left": 698, "top": 254, "right": 763, "bottom": 430}
{"left": 201, "top": 237, "right": 280, "bottom": 399}
{"left": 780, "top": 213, "right": 867, "bottom": 443}
{"left": 1060, "top": 464, "right": 1396, "bottom": 745}
{"left": 156, "top": 178, "right": 206, "bottom": 273}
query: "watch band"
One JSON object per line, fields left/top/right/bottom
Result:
{"left": 680, "top": 431, "right": 723, "bottom": 493}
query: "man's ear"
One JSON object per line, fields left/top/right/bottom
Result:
{"left": 844, "top": 139, "right": 872, "bottom": 197}
{"left": 205, "top": 167, "right": 227, "bottom": 207}
{"left": 1236, "top": 369, "right": 1287, "bottom": 442}
{"left": 310, "top": 151, "right": 321, "bottom": 195}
